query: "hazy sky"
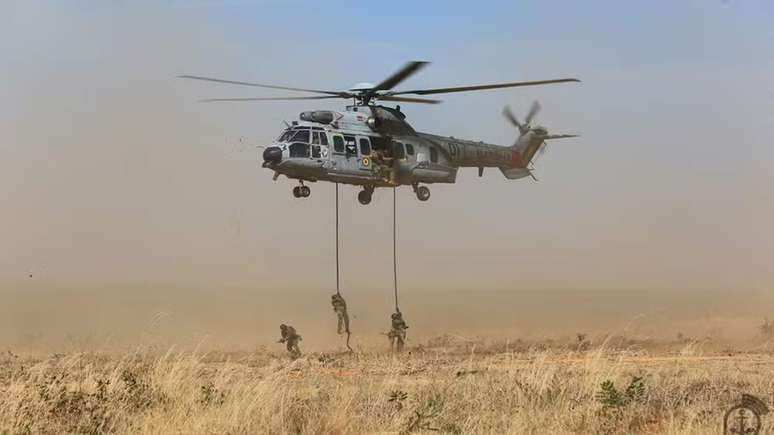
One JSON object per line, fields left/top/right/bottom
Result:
{"left": 2, "top": 1, "right": 773, "bottom": 294}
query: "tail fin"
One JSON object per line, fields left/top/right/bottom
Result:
{"left": 508, "top": 131, "right": 577, "bottom": 169}
{"left": 501, "top": 102, "right": 577, "bottom": 180}
{"left": 511, "top": 131, "right": 545, "bottom": 167}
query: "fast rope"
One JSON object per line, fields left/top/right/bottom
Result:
{"left": 335, "top": 183, "right": 353, "bottom": 352}
{"left": 392, "top": 187, "right": 400, "bottom": 312}
{"left": 335, "top": 183, "right": 340, "bottom": 296}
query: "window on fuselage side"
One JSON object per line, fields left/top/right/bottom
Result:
{"left": 393, "top": 141, "right": 405, "bottom": 159}
{"left": 371, "top": 136, "right": 390, "bottom": 151}
{"left": 430, "top": 147, "right": 438, "bottom": 163}
{"left": 344, "top": 135, "right": 357, "bottom": 157}
{"left": 405, "top": 143, "right": 415, "bottom": 156}
{"left": 333, "top": 135, "right": 345, "bottom": 153}
{"left": 359, "top": 138, "right": 371, "bottom": 156}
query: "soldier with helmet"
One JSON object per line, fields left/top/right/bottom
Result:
{"left": 387, "top": 311, "right": 408, "bottom": 352}
{"left": 277, "top": 324, "right": 302, "bottom": 359}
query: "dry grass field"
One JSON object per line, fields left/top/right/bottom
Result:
{"left": 2, "top": 336, "right": 774, "bottom": 434}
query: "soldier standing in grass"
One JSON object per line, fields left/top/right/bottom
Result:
{"left": 278, "top": 324, "right": 302, "bottom": 359}
{"left": 331, "top": 293, "right": 349, "bottom": 335}
{"left": 388, "top": 311, "right": 408, "bottom": 352}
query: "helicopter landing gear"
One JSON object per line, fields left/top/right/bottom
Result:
{"left": 293, "top": 182, "right": 310, "bottom": 198}
{"left": 412, "top": 184, "right": 430, "bottom": 202}
{"left": 358, "top": 186, "right": 374, "bottom": 205}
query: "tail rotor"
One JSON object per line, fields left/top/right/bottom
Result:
{"left": 502, "top": 101, "right": 541, "bottom": 136}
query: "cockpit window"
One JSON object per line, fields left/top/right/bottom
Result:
{"left": 405, "top": 143, "right": 415, "bottom": 155}
{"left": 277, "top": 129, "right": 293, "bottom": 142}
{"left": 289, "top": 129, "right": 310, "bottom": 143}
{"left": 312, "top": 132, "right": 320, "bottom": 145}
{"left": 289, "top": 142, "right": 309, "bottom": 158}
{"left": 319, "top": 132, "right": 328, "bottom": 146}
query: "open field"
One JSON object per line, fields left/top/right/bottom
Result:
{"left": 2, "top": 338, "right": 774, "bottom": 434}
{"left": 2, "top": 289, "right": 774, "bottom": 433}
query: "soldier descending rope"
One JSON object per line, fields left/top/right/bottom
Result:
{"left": 277, "top": 324, "right": 302, "bottom": 359}
{"left": 331, "top": 293, "right": 349, "bottom": 335}
{"left": 332, "top": 184, "right": 354, "bottom": 352}
{"left": 387, "top": 311, "right": 408, "bottom": 352}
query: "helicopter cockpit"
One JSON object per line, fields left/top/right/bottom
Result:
{"left": 265, "top": 125, "right": 330, "bottom": 162}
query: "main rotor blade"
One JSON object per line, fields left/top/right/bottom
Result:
{"left": 367, "top": 61, "right": 429, "bottom": 95}
{"left": 178, "top": 75, "right": 349, "bottom": 97}
{"left": 378, "top": 95, "right": 441, "bottom": 104}
{"left": 200, "top": 95, "right": 344, "bottom": 102}
{"left": 389, "top": 78, "right": 580, "bottom": 96}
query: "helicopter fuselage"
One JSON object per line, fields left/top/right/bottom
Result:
{"left": 262, "top": 104, "right": 542, "bottom": 203}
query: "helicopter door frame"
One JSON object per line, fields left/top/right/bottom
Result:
{"left": 342, "top": 135, "right": 358, "bottom": 160}
{"left": 311, "top": 130, "right": 328, "bottom": 161}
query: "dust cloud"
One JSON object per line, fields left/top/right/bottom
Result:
{"left": 1, "top": 286, "right": 772, "bottom": 353}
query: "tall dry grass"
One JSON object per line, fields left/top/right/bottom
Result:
{"left": 1, "top": 339, "right": 773, "bottom": 434}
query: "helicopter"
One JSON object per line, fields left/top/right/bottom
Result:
{"left": 179, "top": 61, "right": 579, "bottom": 204}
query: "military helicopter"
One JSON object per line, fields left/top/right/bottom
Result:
{"left": 180, "top": 62, "right": 579, "bottom": 204}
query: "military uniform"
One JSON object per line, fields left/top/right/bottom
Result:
{"left": 331, "top": 294, "right": 349, "bottom": 334}
{"left": 278, "top": 324, "right": 302, "bottom": 359}
{"left": 388, "top": 311, "right": 408, "bottom": 352}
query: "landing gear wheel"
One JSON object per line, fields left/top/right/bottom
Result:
{"left": 358, "top": 189, "right": 373, "bottom": 205}
{"left": 292, "top": 186, "right": 301, "bottom": 198}
{"left": 300, "top": 185, "right": 311, "bottom": 198}
{"left": 415, "top": 186, "right": 430, "bottom": 202}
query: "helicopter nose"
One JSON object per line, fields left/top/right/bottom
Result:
{"left": 263, "top": 146, "right": 282, "bottom": 164}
